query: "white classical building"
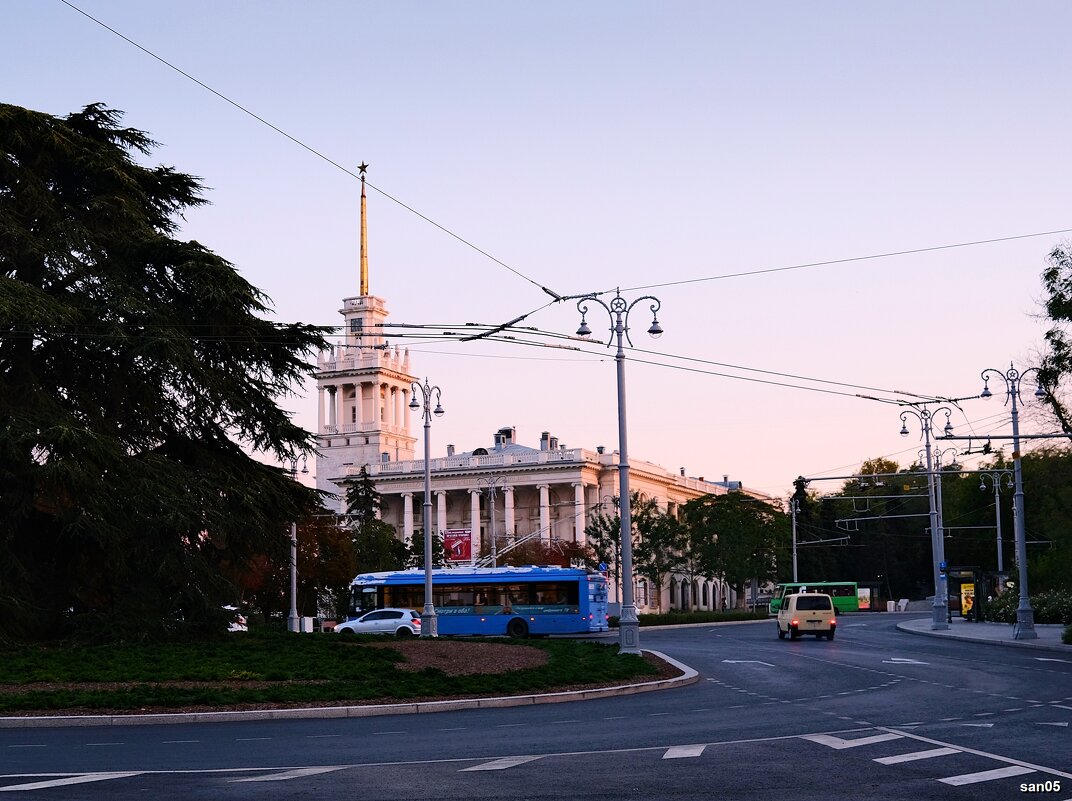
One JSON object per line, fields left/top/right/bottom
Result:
{"left": 314, "top": 170, "right": 770, "bottom": 612}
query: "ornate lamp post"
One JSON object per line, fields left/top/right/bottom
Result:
{"left": 576, "top": 288, "right": 663, "bottom": 655}
{"left": 900, "top": 405, "right": 953, "bottom": 630}
{"left": 409, "top": 378, "right": 444, "bottom": 638}
{"left": 286, "top": 456, "right": 308, "bottom": 633}
{"left": 477, "top": 475, "right": 505, "bottom": 568}
{"left": 979, "top": 469, "right": 1013, "bottom": 577}
{"left": 980, "top": 364, "right": 1046, "bottom": 640}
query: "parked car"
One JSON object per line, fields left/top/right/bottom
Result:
{"left": 335, "top": 608, "right": 421, "bottom": 637}
{"left": 776, "top": 592, "right": 836, "bottom": 640}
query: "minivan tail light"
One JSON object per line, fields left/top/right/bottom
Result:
{"left": 413, "top": 619, "right": 421, "bottom": 626}
{"left": 791, "top": 619, "right": 799, "bottom": 627}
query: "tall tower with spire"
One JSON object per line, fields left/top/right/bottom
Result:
{"left": 314, "top": 164, "right": 417, "bottom": 508}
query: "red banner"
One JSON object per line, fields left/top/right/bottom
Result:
{"left": 442, "top": 529, "right": 472, "bottom": 562}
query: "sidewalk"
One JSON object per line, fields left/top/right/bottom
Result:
{"left": 897, "top": 615, "right": 1071, "bottom": 653}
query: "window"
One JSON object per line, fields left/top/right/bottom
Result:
{"left": 702, "top": 584, "right": 708, "bottom": 606}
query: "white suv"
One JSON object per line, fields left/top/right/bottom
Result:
{"left": 335, "top": 608, "right": 421, "bottom": 637}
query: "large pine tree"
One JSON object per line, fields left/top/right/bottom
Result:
{"left": 0, "top": 103, "right": 329, "bottom": 640}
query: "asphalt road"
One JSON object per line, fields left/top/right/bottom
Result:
{"left": 2, "top": 614, "right": 1070, "bottom": 800}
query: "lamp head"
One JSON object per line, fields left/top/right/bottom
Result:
{"left": 647, "top": 318, "right": 664, "bottom": 339}
{"left": 409, "top": 396, "right": 420, "bottom": 410}
{"left": 980, "top": 380, "right": 992, "bottom": 399}
{"left": 943, "top": 420, "right": 953, "bottom": 436}
{"left": 899, "top": 423, "right": 909, "bottom": 437}
{"left": 1035, "top": 384, "right": 1047, "bottom": 400}
{"left": 433, "top": 403, "right": 444, "bottom": 417}
{"left": 576, "top": 319, "right": 592, "bottom": 337}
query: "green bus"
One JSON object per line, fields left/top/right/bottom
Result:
{"left": 769, "top": 581, "right": 860, "bottom": 614}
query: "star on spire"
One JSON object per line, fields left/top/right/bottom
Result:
{"left": 358, "top": 162, "right": 369, "bottom": 176}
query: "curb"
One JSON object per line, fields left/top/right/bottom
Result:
{"left": 896, "top": 621, "right": 1072, "bottom": 653}
{"left": 0, "top": 650, "right": 698, "bottom": 730}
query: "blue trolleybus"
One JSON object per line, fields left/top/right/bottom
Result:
{"left": 348, "top": 566, "right": 610, "bottom": 638}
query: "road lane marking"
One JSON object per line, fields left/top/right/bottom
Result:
{"left": 882, "top": 658, "right": 928, "bottom": 665}
{"left": 663, "top": 745, "right": 706, "bottom": 759}
{"left": 874, "top": 747, "right": 959, "bottom": 764}
{"left": 961, "top": 723, "right": 994, "bottom": 728}
{"left": 938, "top": 765, "right": 1035, "bottom": 786}
{"left": 306, "top": 734, "right": 342, "bottom": 738}
{"left": 84, "top": 742, "right": 124, "bottom": 747}
{"left": 721, "top": 660, "right": 774, "bottom": 667}
{"left": 235, "top": 737, "right": 272, "bottom": 741}
{"left": 879, "top": 727, "right": 1072, "bottom": 781}
{"left": 801, "top": 733, "right": 902, "bottom": 749}
{"left": 1038, "top": 722, "right": 1069, "bottom": 727}
{"left": 162, "top": 740, "right": 199, "bottom": 744}
{"left": 0, "top": 773, "right": 141, "bottom": 792}
{"left": 6, "top": 745, "right": 46, "bottom": 749}
{"left": 461, "top": 756, "right": 543, "bottom": 771}
{"left": 231, "top": 767, "right": 346, "bottom": 783}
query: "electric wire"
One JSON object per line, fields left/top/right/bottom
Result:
{"left": 58, "top": 0, "right": 554, "bottom": 297}
{"left": 59, "top": 2, "right": 1072, "bottom": 308}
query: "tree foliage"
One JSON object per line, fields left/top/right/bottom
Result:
{"left": 1040, "top": 243, "right": 1072, "bottom": 434}
{"left": 681, "top": 493, "right": 787, "bottom": 608}
{"left": 0, "top": 103, "right": 330, "bottom": 640}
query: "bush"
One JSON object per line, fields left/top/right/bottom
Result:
{"left": 983, "top": 585, "right": 1072, "bottom": 625}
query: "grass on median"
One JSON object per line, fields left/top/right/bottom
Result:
{"left": 0, "top": 632, "right": 658, "bottom": 714}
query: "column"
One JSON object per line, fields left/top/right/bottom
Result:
{"left": 317, "top": 386, "right": 325, "bottom": 434}
{"left": 573, "top": 483, "right": 585, "bottom": 543}
{"left": 327, "top": 385, "right": 338, "bottom": 433}
{"left": 504, "top": 486, "right": 515, "bottom": 537}
{"left": 538, "top": 484, "right": 550, "bottom": 543}
{"left": 436, "top": 491, "right": 448, "bottom": 538}
{"left": 469, "top": 489, "right": 482, "bottom": 561}
{"left": 403, "top": 388, "right": 411, "bottom": 432}
{"left": 402, "top": 493, "right": 414, "bottom": 546}
{"left": 353, "top": 381, "right": 363, "bottom": 425}
{"left": 393, "top": 386, "right": 402, "bottom": 430}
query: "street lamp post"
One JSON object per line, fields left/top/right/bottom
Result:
{"left": 477, "top": 476, "right": 504, "bottom": 568}
{"left": 980, "top": 364, "right": 1046, "bottom": 640}
{"left": 577, "top": 288, "right": 663, "bottom": 655}
{"left": 979, "top": 470, "right": 1013, "bottom": 576}
{"left": 788, "top": 498, "right": 799, "bottom": 583}
{"left": 900, "top": 405, "right": 953, "bottom": 630}
{"left": 286, "top": 456, "right": 308, "bottom": 633}
{"left": 409, "top": 378, "right": 444, "bottom": 638}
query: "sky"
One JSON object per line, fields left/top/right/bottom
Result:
{"left": 5, "top": 1, "right": 1072, "bottom": 498}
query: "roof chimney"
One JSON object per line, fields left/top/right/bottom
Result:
{"left": 540, "top": 431, "right": 550, "bottom": 451}
{"left": 447, "top": 444, "right": 455, "bottom": 457}
{"left": 680, "top": 467, "right": 685, "bottom": 476}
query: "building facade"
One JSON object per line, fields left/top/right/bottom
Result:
{"left": 314, "top": 170, "right": 770, "bottom": 612}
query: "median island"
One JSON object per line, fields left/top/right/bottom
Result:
{"left": 0, "top": 633, "right": 679, "bottom": 716}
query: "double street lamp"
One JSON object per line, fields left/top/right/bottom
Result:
{"left": 410, "top": 378, "right": 444, "bottom": 638}
{"left": 979, "top": 469, "right": 1013, "bottom": 576}
{"left": 980, "top": 364, "right": 1046, "bottom": 640}
{"left": 477, "top": 475, "right": 505, "bottom": 568}
{"left": 286, "top": 456, "right": 308, "bottom": 633}
{"left": 899, "top": 405, "right": 953, "bottom": 630}
{"left": 577, "top": 288, "right": 663, "bottom": 656}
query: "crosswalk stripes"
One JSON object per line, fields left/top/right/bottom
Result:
{"left": 663, "top": 745, "right": 707, "bottom": 759}
{"left": 230, "top": 767, "right": 347, "bottom": 783}
{"left": 0, "top": 773, "right": 142, "bottom": 793}
{"left": 874, "top": 747, "right": 959, "bottom": 765}
{"left": 938, "top": 765, "right": 1036, "bottom": 786}
{"left": 460, "top": 756, "right": 543, "bottom": 772}
{"left": 799, "top": 733, "right": 902, "bottom": 750}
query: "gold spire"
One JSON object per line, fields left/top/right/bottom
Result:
{"left": 358, "top": 162, "right": 369, "bottom": 296}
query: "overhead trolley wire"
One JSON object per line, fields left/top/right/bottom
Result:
{"left": 59, "top": 0, "right": 557, "bottom": 299}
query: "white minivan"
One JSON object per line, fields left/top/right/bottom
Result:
{"left": 776, "top": 592, "right": 836, "bottom": 640}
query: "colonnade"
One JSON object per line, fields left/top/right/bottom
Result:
{"left": 317, "top": 381, "right": 411, "bottom": 434}
{"left": 395, "top": 481, "right": 590, "bottom": 553}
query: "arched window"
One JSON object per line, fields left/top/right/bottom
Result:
{"left": 702, "top": 583, "right": 709, "bottom": 607}
{"left": 669, "top": 580, "right": 677, "bottom": 606}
